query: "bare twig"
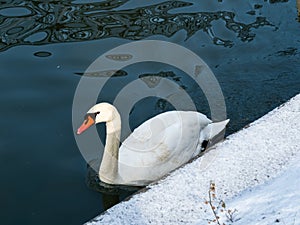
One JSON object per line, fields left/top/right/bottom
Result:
{"left": 204, "top": 181, "right": 237, "bottom": 225}
{"left": 226, "top": 209, "right": 237, "bottom": 223}
{"left": 208, "top": 182, "right": 221, "bottom": 225}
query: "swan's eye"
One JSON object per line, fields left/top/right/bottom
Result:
{"left": 94, "top": 112, "right": 100, "bottom": 118}
{"left": 84, "top": 112, "right": 100, "bottom": 121}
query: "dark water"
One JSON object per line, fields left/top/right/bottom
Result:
{"left": 0, "top": 1, "right": 299, "bottom": 224}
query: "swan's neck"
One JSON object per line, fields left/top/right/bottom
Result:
{"left": 99, "top": 115, "right": 122, "bottom": 184}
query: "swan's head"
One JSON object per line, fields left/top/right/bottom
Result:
{"left": 77, "top": 103, "right": 118, "bottom": 135}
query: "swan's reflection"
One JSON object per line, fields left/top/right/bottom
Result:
{"left": 86, "top": 159, "right": 142, "bottom": 210}
{"left": 101, "top": 193, "right": 119, "bottom": 211}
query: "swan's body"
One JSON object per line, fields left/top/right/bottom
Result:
{"left": 77, "top": 103, "right": 229, "bottom": 186}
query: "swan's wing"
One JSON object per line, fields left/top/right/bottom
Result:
{"left": 118, "top": 111, "right": 211, "bottom": 184}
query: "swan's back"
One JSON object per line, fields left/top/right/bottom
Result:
{"left": 118, "top": 111, "right": 211, "bottom": 185}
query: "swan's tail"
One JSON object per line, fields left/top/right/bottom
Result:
{"left": 204, "top": 119, "right": 230, "bottom": 139}
{"left": 199, "top": 119, "right": 229, "bottom": 151}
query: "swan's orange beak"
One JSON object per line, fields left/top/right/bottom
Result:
{"left": 77, "top": 115, "right": 95, "bottom": 135}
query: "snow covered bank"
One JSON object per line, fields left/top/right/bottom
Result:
{"left": 86, "top": 93, "right": 300, "bottom": 225}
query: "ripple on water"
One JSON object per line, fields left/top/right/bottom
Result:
{"left": 0, "top": 7, "right": 33, "bottom": 17}
{"left": 24, "top": 32, "right": 48, "bottom": 43}
{"left": 33, "top": 51, "right": 52, "bottom": 57}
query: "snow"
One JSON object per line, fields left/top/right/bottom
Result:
{"left": 217, "top": 152, "right": 300, "bottom": 225}
{"left": 86, "top": 93, "right": 300, "bottom": 225}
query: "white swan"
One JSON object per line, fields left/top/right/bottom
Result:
{"left": 77, "top": 103, "right": 229, "bottom": 186}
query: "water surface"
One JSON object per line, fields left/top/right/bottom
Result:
{"left": 0, "top": 1, "right": 299, "bottom": 224}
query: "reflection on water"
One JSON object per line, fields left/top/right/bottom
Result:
{"left": 275, "top": 47, "right": 298, "bottom": 56}
{"left": 0, "top": 0, "right": 274, "bottom": 52}
{"left": 139, "top": 71, "right": 186, "bottom": 89}
{"left": 75, "top": 69, "right": 128, "bottom": 77}
{"left": 33, "top": 51, "right": 52, "bottom": 57}
{"left": 86, "top": 159, "right": 141, "bottom": 210}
